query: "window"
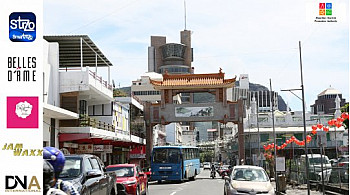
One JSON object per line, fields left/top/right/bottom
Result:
{"left": 260, "top": 134, "right": 269, "bottom": 142}
{"left": 84, "top": 158, "right": 93, "bottom": 172}
{"left": 90, "top": 158, "right": 101, "bottom": 170}
{"left": 59, "top": 158, "right": 82, "bottom": 179}
{"left": 79, "top": 100, "right": 87, "bottom": 115}
{"left": 106, "top": 167, "right": 134, "bottom": 177}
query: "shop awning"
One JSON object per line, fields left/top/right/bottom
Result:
{"left": 44, "top": 103, "right": 79, "bottom": 119}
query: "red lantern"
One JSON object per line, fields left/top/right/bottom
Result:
{"left": 277, "top": 146, "right": 280, "bottom": 150}
{"left": 328, "top": 120, "right": 333, "bottom": 126}
{"left": 291, "top": 136, "right": 296, "bottom": 140}
{"left": 335, "top": 122, "right": 342, "bottom": 128}
{"left": 312, "top": 125, "right": 317, "bottom": 131}
{"left": 341, "top": 112, "right": 349, "bottom": 120}
{"left": 323, "top": 126, "right": 329, "bottom": 132}
{"left": 306, "top": 135, "right": 312, "bottom": 143}
{"left": 311, "top": 130, "right": 317, "bottom": 135}
{"left": 337, "top": 117, "right": 344, "bottom": 123}
{"left": 317, "top": 124, "right": 323, "bottom": 129}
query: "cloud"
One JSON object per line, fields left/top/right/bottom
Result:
{"left": 44, "top": 0, "right": 349, "bottom": 111}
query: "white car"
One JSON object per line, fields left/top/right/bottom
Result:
{"left": 224, "top": 165, "right": 274, "bottom": 195}
{"left": 203, "top": 162, "right": 211, "bottom": 170}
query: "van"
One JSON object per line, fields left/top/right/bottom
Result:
{"left": 299, "top": 154, "right": 332, "bottom": 181}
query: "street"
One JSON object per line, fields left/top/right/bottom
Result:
{"left": 149, "top": 169, "right": 224, "bottom": 195}
{"left": 148, "top": 169, "right": 326, "bottom": 195}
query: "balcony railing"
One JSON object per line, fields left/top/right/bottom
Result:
{"left": 79, "top": 116, "right": 115, "bottom": 132}
{"left": 59, "top": 67, "right": 113, "bottom": 91}
{"left": 88, "top": 70, "right": 113, "bottom": 91}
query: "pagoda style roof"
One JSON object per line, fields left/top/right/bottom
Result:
{"left": 150, "top": 69, "right": 236, "bottom": 90}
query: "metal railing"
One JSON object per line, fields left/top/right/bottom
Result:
{"left": 79, "top": 116, "right": 115, "bottom": 132}
{"left": 287, "top": 158, "right": 349, "bottom": 192}
{"left": 58, "top": 67, "right": 112, "bottom": 91}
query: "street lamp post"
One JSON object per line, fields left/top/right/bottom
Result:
{"left": 280, "top": 41, "right": 310, "bottom": 195}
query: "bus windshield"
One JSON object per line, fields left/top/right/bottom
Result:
{"left": 153, "top": 148, "right": 181, "bottom": 164}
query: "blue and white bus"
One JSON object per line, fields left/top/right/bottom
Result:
{"left": 151, "top": 146, "right": 200, "bottom": 182}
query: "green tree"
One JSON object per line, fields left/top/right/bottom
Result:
{"left": 200, "top": 151, "right": 214, "bottom": 162}
{"left": 113, "top": 89, "right": 127, "bottom": 97}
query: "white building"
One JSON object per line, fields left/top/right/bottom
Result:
{"left": 131, "top": 72, "right": 183, "bottom": 146}
{"left": 43, "top": 35, "right": 144, "bottom": 165}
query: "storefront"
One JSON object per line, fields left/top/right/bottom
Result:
{"left": 129, "top": 145, "right": 146, "bottom": 168}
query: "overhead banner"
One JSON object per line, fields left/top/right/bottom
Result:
{"left": 0, "top": 1, "right": 43, "bottom": 194}
{"left": 175, "top": 106, "right": 214, "bottom": 117}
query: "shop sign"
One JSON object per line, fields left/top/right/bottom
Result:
{"left": 77, "top": 144, "right": 93, "bottom": 153}
{"left": 130, "top": 154, "right": 146, "bottom": 159}
{"left": 94, "top": 145, "right": 104, "bottom": 152}
{"left": 63, "top": 142, "right": 78, "bottom": 148}
{"left": 104, "top": 145, "right": 113, "bottom": 153}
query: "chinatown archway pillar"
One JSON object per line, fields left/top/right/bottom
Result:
{"left": 144, "top": 102, "right": 153, "bottom": 166}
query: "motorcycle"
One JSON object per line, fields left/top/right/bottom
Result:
{"left": 218, "top": 166, "right": 232, "bottom": 179}
{"left": 219, "top": 169, "right": 229, "bottom": 179}
{"left": 210, "top": 169, "right": 216, "bottom": 179}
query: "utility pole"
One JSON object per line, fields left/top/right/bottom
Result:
{"left": 299, "top": 41, "right": 310, "bottom": 195}
{"left": 281, "top": 41, "right": 310, "bottom": 195}
{"left": 270, "top": 79, "right": 278, "bottom": 193}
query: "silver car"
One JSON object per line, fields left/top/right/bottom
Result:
{"left": 224, "top": 165, "right": 274, "bottom": 195}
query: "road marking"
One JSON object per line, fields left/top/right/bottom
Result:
{"left": 170, "top": 192, "right": 177, "bottom": 195}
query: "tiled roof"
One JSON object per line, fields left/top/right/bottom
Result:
{"left": 150, "top": 70, "right": 236, "bottom": 89}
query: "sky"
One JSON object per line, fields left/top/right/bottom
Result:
{"left": 43, "top": 0, "right": 349, "bottom": 112}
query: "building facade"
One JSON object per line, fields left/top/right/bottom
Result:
{"left": 43, "top": 35, "right": 145, "bottom": 166}
{"left": 148, "top": 30, "right": 193, "bottom": 74}
{"left": 310, "top": 87, "right": 347, "bottom": 114}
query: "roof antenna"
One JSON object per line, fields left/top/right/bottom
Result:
{"left": 184, "top": 0, "right": 187, "bottom": 30}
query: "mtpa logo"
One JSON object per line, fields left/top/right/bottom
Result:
{"left": 5, "top": 175, "right": 41, "bottom": 192}
{"left": 319, "top": 3, "right": 332, "bottom": 16}
{"left": 7, "top": 97, "right": 38, "bottom": 128}
{"left": 9, "top": 12, "right": 36, "bottom": 42}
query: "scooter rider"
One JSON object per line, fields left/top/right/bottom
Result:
{"left": 43, "top": 147, "right": 80, "bottom": 195}
{"left": 210, "top": 163, "right": 216, "bottom": 177}
{"left": 43, "top": 159, "right": 67, "bottom": 195}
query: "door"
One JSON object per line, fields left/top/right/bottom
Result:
{"left": 83, "top": 158, "right": 100, "bottom": 195}
{"left": 90, "top": 157, "right": 107, "bottom": 195}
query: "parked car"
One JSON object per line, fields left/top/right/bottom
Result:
{"left": 318, "top": 166, "right": 349, "bottom": 184}
{"left": 224, "top": 165, "right": 274, "bottom": 195}
{"left": 106, "top": 164, "right": 148, "bottom": 195}
{"left": 299, "top": 154, "right": 332, "bottom": 181}
{"left": 143, "top": 167, "right": 152, "bottom": 180}
{"left": 203, "top": 162, "right": 211, "bottom": 170}
{"left": 58, "top": 154, "right": 117, "bottom": 195}
{"left": 336, "top": 155, "right": 349, "bottom": 168}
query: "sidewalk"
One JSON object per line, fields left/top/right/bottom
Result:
{"left": 271, "top": 182, "right": 323, "bottom": 195}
